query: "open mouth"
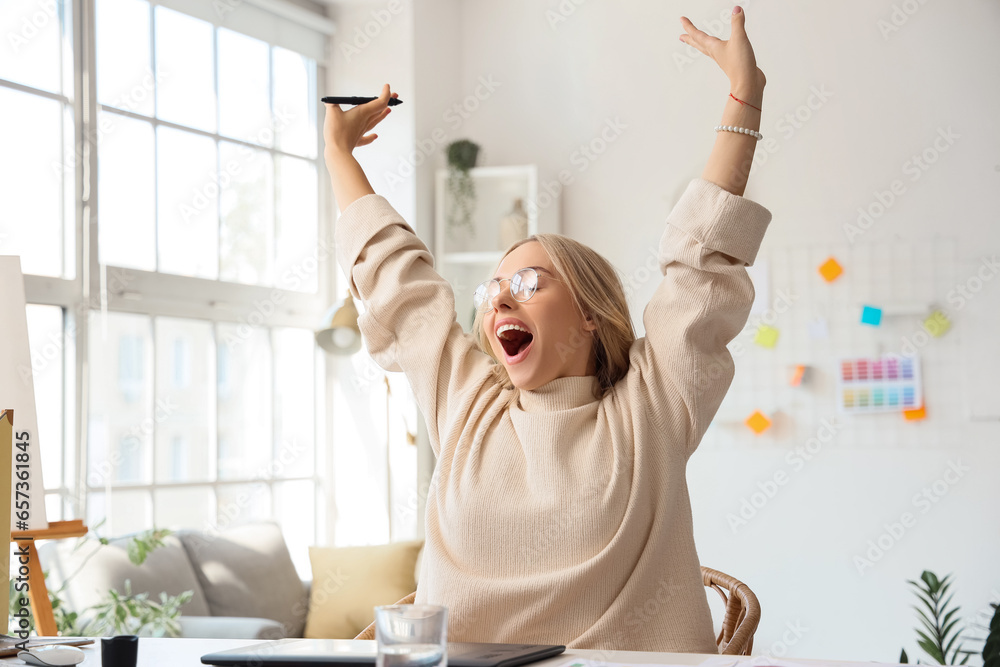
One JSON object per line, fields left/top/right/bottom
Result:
{"left": 496, "top": 323, "right": 534, "bottom": 364}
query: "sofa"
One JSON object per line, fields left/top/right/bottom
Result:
{"left": 38, "top": 521, "right": 424, "bottom": 640}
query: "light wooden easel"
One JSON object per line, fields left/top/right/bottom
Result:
{"left": 10, "top": 519, "right": 89, "bottom": 636}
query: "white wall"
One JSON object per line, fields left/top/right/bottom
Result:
{"left": 326, "top": 0, "right": 1000, "bottom": 661}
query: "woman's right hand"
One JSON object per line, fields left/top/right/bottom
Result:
{"left": 679, "top": 7, "right": 765, "bottom": 100}
{"left": 323, "top": 83, "right": 398, "bottom": 156}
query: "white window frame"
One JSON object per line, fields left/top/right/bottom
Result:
{"left": 11, "top": 0, "right": 337, "bottom": 539}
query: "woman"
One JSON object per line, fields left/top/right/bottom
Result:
{"left": 325, "top": 8, "right": 770, "bottom": 653}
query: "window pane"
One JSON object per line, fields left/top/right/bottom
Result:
{"left": 62, "top": 105, "right": 75, "bottom": 279}
{"left": 218, "top": 29, "right": 271, "bottom": 145}
{"left": 155, "top": 7, "right": 215, "bottom": 132}
{"left": 96, "top": 0, "right": 153, "bottom": 116}
{"left": 0, "top": 0, "right": 65, "bottom": 94}
{"left": 25, "top": 305, "right": 64, "bottom": 492}
{"left": 155, "top": 317, "right": 214, "bottom": 483}
{"left": 0, "top": 88, "right": 65, "bottom": 277}
{"left": 154, "top": 486, "right": 214, "bottom": 529}
{"left": 275, "top": 156, "right": 318, "bottom": 293}
{"left": 217, "top": 324, "right": 272, "bottom": 480}
{"left": 88, "top": 490, "right": 152, "bottom": 536}
{"left": 332, "top": 358, "right": 389, "bottom": 544}
{"left": 274, "top": 480, "right": 314, "bottom": 577}
{"left": 272, "top": 47, "right": 316, "bottom": 158}
{"left": 45, "top": 493, "right": 63, "bottom": 522}
{"left": 98, "top": 112, "right": 155, "bottom": 270}
{"left": 217, "top": 483, "right": 271, "bottom": 529}
{"left": 273, "top": 328, "right": 315, "bottom": 479}
{"left": 219, "top": 142, "right": 273, "bottom": 285}
{"left": 157, "top": 127, "right": 219, "bottom": 278}
{"left": 88, "top": 312, "right": 153, "bottom": 485}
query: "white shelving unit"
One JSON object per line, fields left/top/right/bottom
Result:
{"left": 434, "top": 165, "right": 560, "bottom": 332}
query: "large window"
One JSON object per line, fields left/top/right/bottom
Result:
{"left": 1, "top": 0, "right": 334, "bottom": 572}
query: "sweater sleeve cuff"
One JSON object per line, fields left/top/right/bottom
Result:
{"left": 663, "top": 178, "right": 772, "bottom": 267}
{"left": 334, "top": 193, "right": 412, "bottom": 296}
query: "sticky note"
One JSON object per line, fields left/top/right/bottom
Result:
{"left": 807, "top": 317, "right": 829, "bottom": 339}
{"left": 745, "top": 410, "right": 772, "bottom": 434}
{"left": 754, "top": 324, "right": 779, "bottom": 348}
{"left": 819, "top": 257, "right": 843, "bottom": 282}
{"left": 904, "top": 406, "right": 926, "bottom": 421}
{"left": 860, "top": 305, "right": 882, "bottom": 326}
{"left": 924, "top": 310, "right": 951, "bottom": 337}
{"left": 790, "top": 365, "right": 807, "bottom": 386}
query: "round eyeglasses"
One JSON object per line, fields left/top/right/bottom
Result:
{"left": 473, "top": 267, "right": 540, "bottom": 313}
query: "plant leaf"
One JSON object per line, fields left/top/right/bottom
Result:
{"left": 917, "top": 639, "right": 944, "bottom": 665}
{"left": 942, "top": 618, "right": 962, "bottom": 643}
{"left": 915, "top": 608, "right": 937, "bottom": 636}
{"left": 915, "top": 593, "right": 939, "bottom": 621}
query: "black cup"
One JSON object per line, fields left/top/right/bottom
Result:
{"left": 101, "top": 635, "right": 138, "bottom": 667}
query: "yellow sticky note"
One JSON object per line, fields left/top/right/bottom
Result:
{"left": 755, "top": 325, "right": 779, "bottom": 348}
{"left": 745, "top": 410, "right": 772, "bottom": 435}
{"left": 924, "top": 310, "right": 951, "bottom": 338}
{"left": 819, "top": 257, "right": 843, "bottom": 282}
{"left": 904, "top": 406, "right": 926, "bottom": 421}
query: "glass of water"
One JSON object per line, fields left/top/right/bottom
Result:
{"left": 375, "top": 604, "right": 448, "bottom": 667}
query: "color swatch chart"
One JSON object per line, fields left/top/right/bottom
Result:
{"left": 837, "top": 355, "right": 923, "bottom": 414}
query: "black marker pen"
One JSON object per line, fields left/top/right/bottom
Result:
{"left": 322, "top": 96, "right": 403, "bottom": 106}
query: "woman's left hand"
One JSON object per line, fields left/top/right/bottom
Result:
{"left": 679, "top": 6, "right": 765, "bottom": 96}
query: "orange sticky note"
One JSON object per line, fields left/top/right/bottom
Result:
{"left": 745, "top": 410, "right": 772, "bottom": 434}
{"left": 819, "top": 257, "right": 843, "bottom": 282}
{"left": 790, "top": 365, "right": 807, "bottom": 386}
{"left": 904, "top": 406, "right": 926, "bottom": 421}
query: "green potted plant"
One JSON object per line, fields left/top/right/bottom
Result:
{"left": 445, "top": 139, "right": 480, "bottom": 237}
{"left": 899, "top": 570, "right": 979, "bottom": 665}
{"left": 9, "top": 525, "right": 193, "bottom": 638}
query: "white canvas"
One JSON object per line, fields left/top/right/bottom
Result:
{"left": 0, "top": 256, "right": 49, "bottom": 530}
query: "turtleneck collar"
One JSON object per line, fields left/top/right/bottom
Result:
{"left": 515, "top": 375, "right": 602, "bottom": 412}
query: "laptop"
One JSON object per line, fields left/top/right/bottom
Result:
{"left": 201, "top": 639, "right": 565, "bottom": 667}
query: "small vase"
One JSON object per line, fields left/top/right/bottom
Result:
{"left": 498, "top": 198, "right": 528, "bottom": 251}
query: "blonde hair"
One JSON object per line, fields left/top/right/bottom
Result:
{"left": 472, "top": 234, "right": 636, "bottom": 397}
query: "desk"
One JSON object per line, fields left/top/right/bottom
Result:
{"left": 29, "top": 638, "right": 878, "bottom": 667}
{"left": 35, "top": 639, "right": 716, "bottom": 667}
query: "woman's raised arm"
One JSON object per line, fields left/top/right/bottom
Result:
{"left": 627, "top": 8, "right": 771, "bottom": 456}
{"left": 322, "top": 85, "right": 495, "bottom": 457}
{"left": 680, "top": 7, "right": 766, "bottom": 196}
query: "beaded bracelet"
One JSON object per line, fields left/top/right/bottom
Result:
{"left": 714, "top": 124, "right": 763, "bottom": 140}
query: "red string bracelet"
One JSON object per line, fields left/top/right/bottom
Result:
{"left": 729, "top": 92, "right": 761, "bottom": 111}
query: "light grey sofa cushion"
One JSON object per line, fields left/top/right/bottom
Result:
{"left": 38, "top": 534, "right": 211, "bottom": 617}
{"left": 178, "top": 522, "right": 308, "bottom": 637}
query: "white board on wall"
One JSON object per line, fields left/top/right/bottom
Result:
{"left": 0, "top": 256, "right": 50, "bottom": 531}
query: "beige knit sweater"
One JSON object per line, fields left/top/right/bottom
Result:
{"left": 335, "top": 178, "right": 772, "bottom": 652}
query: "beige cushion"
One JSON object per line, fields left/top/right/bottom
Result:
{"left": 179, "top": 522, "right": 308, "bottom": 637}
{"left": 304, "top": 541, "right": 423, "bottom": 639}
